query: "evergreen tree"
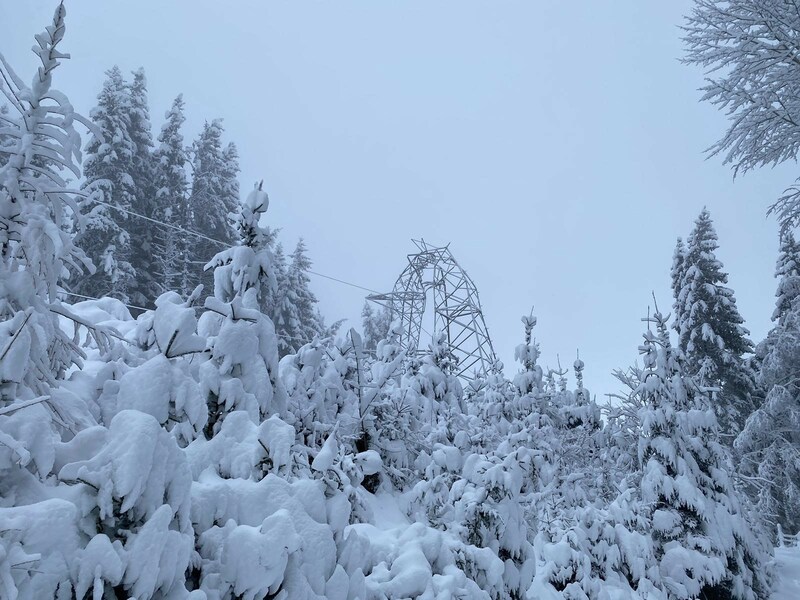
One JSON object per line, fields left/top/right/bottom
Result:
{"left": 454, "top": 449, "right": 535, "bottom": 598}
{"left": 220, "top": 141, "right": 240, "bottom": 219}
{"left": 273, "top": 239, "right": 325, "bottom": 357}
{"left": 607, "top": 363, "right": 648, "bottom": 495}
{"left": 74, "top": 66, "right": 136, "bottom": 303}
{"left": 127, "top": 69, "right": 153, "bottom": 169}
{"left": 206, "top": 181, "right": 276, "bottom": 304}
{"left": 675, "top": 208, "right": 755, "bottom": 437}
{"left": 737, "top": 311, "right": 800, "bottom": 538}
{"left": 199, "top": 182, "right": 285, "bottom": 436}
{"left": 670, "top": 237, "right": 686, "bottom": 332}
{"left": 266, "top": 241, "right": 289, "bottom": 349}
{"left": 186, "top": 119, "right": 233, "bottom": 295}
{"left": 0, "top": 2, "right": 105, "bottom": 397}
{"left": 737, "top": 242, "right": 800, "bottom": 536}
{"left": 636, "top": 310, "right": 769, "bottom": 600}
{"left": 467, "top": 361, "right": 513, "bottom": 451}
{"left": 556, "top": 355, "right": 600, "bottom": 431}
{"left": 0, "top": 11, "right": 131, "bottom": 597}
{"left": 152, "top": 95, "right": 189, "bottom": 295}
{"left": 504, "top": 313, "right": 561, "bottom": 503}
{"left": 272, "top": 247, "right": 303, "bottom": 357}
{"left": 361, "top": 300, "right": 392, "bottom": 353}
{"left": 289, "top": 239, "right": 324, "bottom": 343}
{"left": 251, "top": 226, "right": 280, "bottom": 309}
{"left": 361, "top": 325, "right": 415, "bottom": 486}
{"left": 126, "top": 68, "right": 157, "bottom": 306}
{"left": 59, "top": 409, "right": 195, "bottom": 599}
{"left": 772, "top": 230, "right": 800, "bottom": 326}
{"left": 0, "top": 104, "right": 11, "bottom": 165}
{"left": 404, "top": 332, "right": 465, "bottom": 446}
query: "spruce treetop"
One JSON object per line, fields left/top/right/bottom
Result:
{"left": 677, "top": 208, "right": 753, "bottom": 364}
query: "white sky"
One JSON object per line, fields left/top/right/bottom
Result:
{"left": 2, "top": 1, "right": 795, "bottom": 400}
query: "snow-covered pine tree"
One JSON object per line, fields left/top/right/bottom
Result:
{"left": 737, "top": 287, "right": 800, "bottom": 537}
{"left": 0, "top": 8, "right": 125, "bottom": 596}
{"left": 73, "top": 66, "right": 137, "bottom": 303}
{"left": 0, "top": 104, "right": 11, "bottom": 164}
{"left": 772, "top": 230, "right": 800, "bottom": 326}
{"left": 675, "top": 208, "right": 755, "bottom": 438}
{"left": 319, "top": 308, "right": 345, "bottom": 340}
{"left": 361, "top": 301, "right": 378, "bottom": 352}
{"left": 552, "top": 353, "right": 605, "bottom": 510}
{"left": 289, "top": 239, "right": 324, "bottom": 344}
{"left": 59, "top": 409, "right": 196, "bottom": 599}
{"left": 405, "top": 323, "right": 537, "bottom": 598}
{"left": 272, "top": 249, "right": 302, "bottom": 357}
{"left": 361, "top": 300, "right": 392, "bottom": 353}
{"left": 199, "top": 182, "right": 286, "bottom": 436}
{"left": 186, "top": 119, "right": 234, "bottom": 295}
{"left": 530, "top": 335, "right": 663, "bottom": 598}
{"left": 555, "top": 354, "right": 600, "bottom": 432}
{"left": 636, "top": 309, "right": 770, "bottom": 600}
{"left": 529, "top": 360, "right": 610, "bottom": 594}
{"left": 404, "top": 332, "right": 466, "bottom": 448}
{"left": 362, "top": 324, "right": 414, "bottom": 486}
{"left": 125, "top": 67, "right": 158, "bottom": 306}
{"left": 511, "top": 313, "right": 545, "bottom": 407}
{"left": 273, "top": 239, "right": 325, "bottom": 357}
{"left": 152, "top": 94, "right": 190, "bottom": 295}
{"left": 221, "top": 141, "right": 240, "bottom": 217}
{"left": 670, "top": 236, "right": 686, "bottom": 334}
{"left": 505, "top": 313, "right": 559, "bottom": 492}
{"left": 530, "top": 496, "right": 665, "bottom": 599}
{"left": 207, "top": 181, "right": 276, "bottom": 304}
{"left": 467, "top": 361, "right": 514, "bottom": 452}
{"left": 251, "top": 228, "right": 279, "bottom": 307}
{"left": 125, "top": 289, "right": 208, "bottom": 446}
{"left": 453, "top": 450, "right": 536, "bottom": 599}
{"left": 0, "top": 2, "right": 107, "bottom": 399}
{"left": 606, "top": 363, "right": 647, "bottom": 495}
{"left": 265, "top": 239, "right": 288, "bottom": 339}
{"left": 183, "top": 183, "right": 360, "bottom": 599}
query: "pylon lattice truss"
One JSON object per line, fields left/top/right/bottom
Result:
{"left": 367, "top": 239, "right": 497, "bottom": 380}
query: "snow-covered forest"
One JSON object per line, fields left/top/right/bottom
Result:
{"left": 2, "top": 2, "right": 800, "bottom": 599}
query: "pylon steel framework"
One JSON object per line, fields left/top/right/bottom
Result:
{"left": 367, "top": 239, "right": 496, "bottom": 380}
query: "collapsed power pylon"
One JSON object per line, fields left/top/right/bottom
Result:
{"left": 367, "top": 239, "right": 497, "bottom": 380}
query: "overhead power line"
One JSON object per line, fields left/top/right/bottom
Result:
{"left": 39, "top": 187, "right": 383, "bottom": 298}
{"left": 307, "top": 270, "right": 380, "bottom": 294}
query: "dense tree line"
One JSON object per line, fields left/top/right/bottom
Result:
{"left": 68, "top": 66, "right": 333, "bottom": 354}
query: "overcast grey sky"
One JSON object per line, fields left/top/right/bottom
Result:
{"left": 2, "top": 1, "right": 795, "bottom": 399}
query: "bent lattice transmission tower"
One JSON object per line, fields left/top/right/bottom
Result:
{"left": 367, "top": 239, "right": 497, "bottom": 380}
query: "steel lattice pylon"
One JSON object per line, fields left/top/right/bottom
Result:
{"left": 367, "top": 239, "right": 496, "bottom": 380}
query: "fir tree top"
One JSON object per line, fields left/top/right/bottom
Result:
{"left": 677, "top": 208, "right": 753, "bottom": 363}
{"left": 154, "top": 94, "right": 188, "bottom": 200}
{"left": 127, "top": 67, "right": 153, "bottom": 162}
{"left": 84, "top": 66, "right": 135, "bottom": 183}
